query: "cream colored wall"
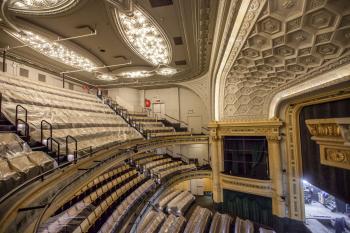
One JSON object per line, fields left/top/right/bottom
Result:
{"left": 2, "top": 59, "right": 90, "bottom": 93}
{"left": 173, "top": 178, "right": 212, "bottom": 193}
{"left": 106, "top": 86, "right": 209, "bottom": 129}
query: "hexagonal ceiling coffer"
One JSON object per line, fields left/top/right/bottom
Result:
{"left": 316, "top": 43, "right": 340, "bottom": 57}
{"left": 305, "top": 8, "right": 337, "bottom": 30}
{"left": 270, "top": 0, "right": 304, "bottom": 19}
{"left": 242, "top": 48, "right": 260, "bottom": 58}
{"left": 237, "top": 58, "right": 254, "bottom": 66}
{"left": 248, "top": 34, "right": 271, "bottom": 50}
{"left": 286, "top": 64, "right": 306, "bottom": 73}
{"left": 264, "top": 56, "right": 283, "bottom": 66}
{"left": 274, "top": 45, "right": 295, "bottom": 57}
{"left": 258, "top": 16, "right": 282, "bottom": 35}
{"left": 333, "top": 28, "right": 350, "bottom": 47}
{"left": 298, "top": 55, "right": 323, "bottom": 67}
{"left": 286, "top": 30, "right": 313, "bottom": 48}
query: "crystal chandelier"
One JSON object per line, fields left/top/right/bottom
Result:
{"left": 118, "top": 70, "right": 152, "bottom": 78}
{"left": 115, "top": 6, "right": 172, "bottom": 66}
{"left": 9, "top": 0, "right": 78, "bottom": 14}
{"left": 96, "top": 73, "right": 117, "bottom": 81}
{"left": 156, "top": 67, "right": 177, "bottom": 76}
{"left": 8, "top": 30, "right": 97, "bottom": 71}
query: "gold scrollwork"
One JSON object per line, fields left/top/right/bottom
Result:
{"left": 326, "top": 148, "right": 349, "bottom": 163}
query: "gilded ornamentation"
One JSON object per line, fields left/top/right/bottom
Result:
{"left": 326, "top": 148, "right": 348, "bottom": 163}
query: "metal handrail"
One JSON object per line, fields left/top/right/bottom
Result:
{"left": 66, "top": 135, "right": 78, "bottom": 163}
{"left": 47, "top": 137, "right": 61, "bottom": 164}
{"left": 0, "top": 93, "right": 2, "bottom": 115}
{"left": 16, "top": 119, "right": 29, "bottom": 140}
{"left": 41, "top": 120, "right": 52, "bottom": 148}
{"left": 15, "top": 104, "right": 28, "bottom": 132}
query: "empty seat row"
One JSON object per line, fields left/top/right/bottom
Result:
{"left": 209, "top": 212, "right": 233, "bottom": 233}
{"left": 234, "top": 217, "right": 254, "bottom": 233}
{"left": 142, "top": 126, "right": 175, "bottom": 133}
{"left": 184, "top": 206, "right": 212, "bottom": 233}
{"left": 0, "top": 74, "right": 97, "bottom": 103}
{"left": 98, "top": 179, "right": 156, "bottom": 233}
{"left": 159, "top": 214, "right": 186, "bottom": 233}
{"left": 137, "top": 210, "right": 166, "bottom": 233}
{"left": 142, "top": 158, "right": 172, "bottom": 170}
{"left": 150, "top": 161, "right": 183, "bottom": 175}
{"left": 135, "top": 155, "right": 164, "bottom": 167}
{"left": 0, "top": 133, "right": 55, "bottom": 197}
{"left": 166, "top": 191, "right": 195, "bottom": 216}
{"left": 72, "top": 175, "right": 146, "bottom": 233}
{"left": 149, "top": 131, "right": 192, "bottom": 138}
{"left": 130, "top": 152, "right": 156, "bottom": 162}
{"left": 155, "top": 189, "right": 182, "bottom": 211}
{"left": 156, "top": 164, "right": 197, "bottom": 180}
{"left": 74, "top": 164, "right": 130, "bottom": 197}
{"left": 0, "top": 74, "right": 143, "bottom": 157}
{"left": 39, "top": 174, "right": 145, "bottom": 233}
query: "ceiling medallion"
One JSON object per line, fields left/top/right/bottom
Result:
{"left": 7, "top": 30, "right": 97, "bottom": 71}
{"left": 115, "top": 5, "right": 172, "bottom": 66}
{"left": 9, "top": 0, "right": 79, "bottom": 15}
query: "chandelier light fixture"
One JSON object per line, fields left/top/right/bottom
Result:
{"left": 118, "top": 70, "right": 153, "bottom": 78}
{"left": 9, "top": 0, "right": 79, "bottom": 14}
{"left": 7, "top": 30, "right": 97, "bottom": 72}
{"left": 115, "top": 5, "right": 172, "bottom": 66}
{"left": 156, "top": 67, "right": 177, "bottom": 76}
{"left": 96, "top": 73, "right": 118, "bottom": 81}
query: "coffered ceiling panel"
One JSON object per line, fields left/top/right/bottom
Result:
{"left": 223, "top": 0, "right": 350, "bottom": 120}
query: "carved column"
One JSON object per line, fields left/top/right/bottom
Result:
{"left": 211, "top": 135, "right": 223, "bottom": 203}
{"left": 267, "top": 135, "right": 286, "bottom": 218}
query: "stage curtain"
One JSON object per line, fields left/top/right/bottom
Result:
{"left": 299, "top": 98, "right": 350, "bottom": 203}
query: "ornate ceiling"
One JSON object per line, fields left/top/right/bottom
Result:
{"left": 222, "top": 0, "right": 350, "bottom": 120}
{"left": 0, "top": 0, "right": 218, "bottom": 87}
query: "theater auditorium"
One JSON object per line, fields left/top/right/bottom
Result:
{"left": 0, "top": 0, "right": 349, "bottom": 232}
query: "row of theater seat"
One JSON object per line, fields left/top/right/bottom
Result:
{"left": 38, "top": 151, "right": 195, "bottom": 233}
{"left": 140, "top": 186, "right": 276, "bottom": 233}
{"left": 0, "top": 133, "right": 55, "bottom": 197}
{"left": 39, "top": 166, "right": 146, "bottom": 233}
{"left": 0, "top": 74, "right": 143, "bottom": 156}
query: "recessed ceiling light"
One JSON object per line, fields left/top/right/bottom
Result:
{"left": 6, "top": 29, "right": 97, "bottom": 71}
{"left": 115, "top": 5, "right": 172, "bottom": 66}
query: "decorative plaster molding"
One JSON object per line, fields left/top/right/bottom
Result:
{"left": 306, "top": 118, "right": 350, "bottom": 170}
{"left": 221, "top": 173, "right": 272, "bottom": 197}
{"left": 219, "top": 0, "right": 350, "bottom": 121}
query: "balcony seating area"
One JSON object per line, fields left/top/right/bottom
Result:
{"left": 0, "top": 132, "right": 54, "bottom": 197}
{"left": 98, "top": 179, "right": 156, "bottom": 233}
{"left": 209, "top": 212, "right": 233, "bottom": 233}
{"left": 38, "top": 164, "right": 147, "bottom": 233}
{"left": 184, "top": 206, "right": 212, "bottom": 233}
{"left": 155, "top": 164, "right": 197, "bottom": 181}
{"left": 159, "top": 214, "right": 186, "bottom": 233}
{"left": 166, "top": 191, "right": 195, "bottom": 216}
{"left": 137, "top": 210, "right": 166, "bottom": 233}
{"left": 0, "top": 74, "right": 142, "bottom": 157}
{"left": 234, "top": 217, "right": 254, "bottom": 233}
